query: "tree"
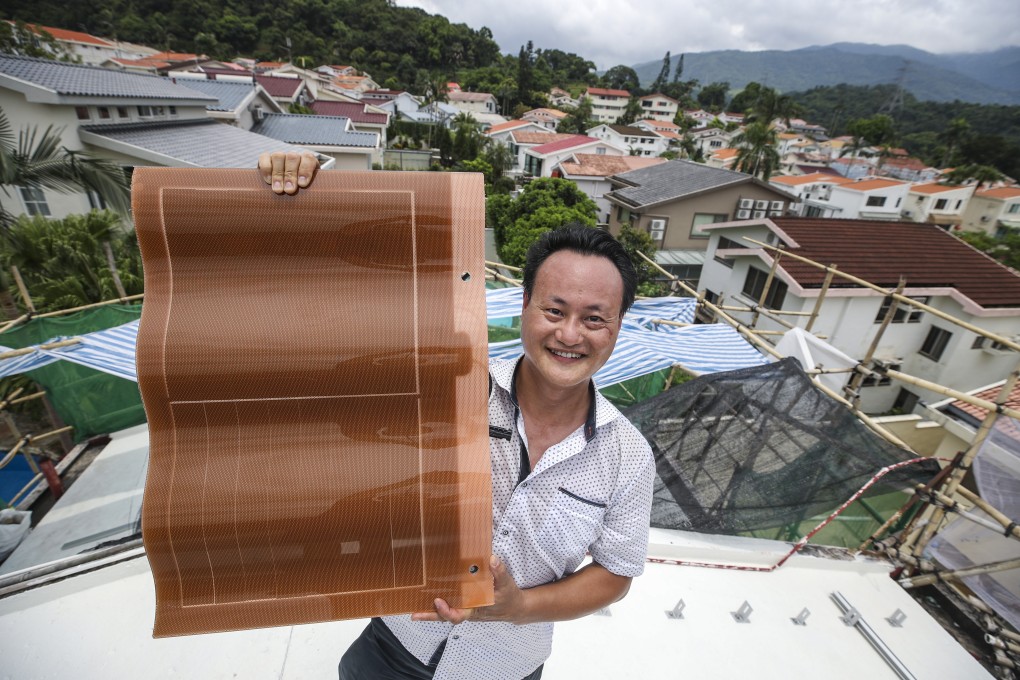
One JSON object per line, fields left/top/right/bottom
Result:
{"left": 650, "top": 51, "right": 671, "bottom": 93}
{"left": 602, "top": 65, "right": 639, "bottom": 92}
{"left": 939, "top": 116, "right": 971, "bottom": 167}
{"left": 958, "top": 231, "right": 1020, "bottom": 271}
{"left": 732, "top": 121, "right": 781, "bottom": 180}
{"left": 942, "top": 163, "right": 1004, "bottom": 188}
{"left": 452, "top": 112, "right": 482, "bottom": 164}
{"left": 0, "top": 107, "right": 130, "bottom": 230}
{"left": 557, "top": 97, "right": 594, "bottom": 134}
{"left": 845, "top": 114, "right": 897, "bottom": 169}
{"left": 617, "top": 223, "right": 665, "bottom": 296}
{"left": 697, "top": 82, "right": 730, "bottom": 112}
{"left": 0, "top": 21, "right": 75, "bottom": 61}
{"left": 618, "top": 97, "right": 644, "bottom": 126}
{"left": 490, "top": 178, "right": 598, "bottom": 266}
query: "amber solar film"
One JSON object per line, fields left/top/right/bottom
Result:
{"left": 134, "top": 168, "right": 492, "bottom": 637}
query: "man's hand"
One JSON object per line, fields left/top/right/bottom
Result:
{"left": 411, "top": 555, "right": 527, "bottom": 625}
{"left": 257, "top": 150, "right": 319, "bottom": 195}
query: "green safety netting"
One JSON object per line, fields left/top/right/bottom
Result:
{"left": 0, "top": 305, "right": 145, "bottom": 441}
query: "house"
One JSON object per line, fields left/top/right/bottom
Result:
{"left": 638, "top": 93, "right": 679, "bottom": 122}
{"left": 959, "top": 186, "right": 1020, "bottom": 236}
{"left": 331, "top": 74, "right": 381, "bottom": 94}
{"left": 522, "top": 108, "right": 567, "bottom": 131}
{"left": 581, "top": 87, "right": 631, "bottom": 123}
{"left": 548, "top": 87, "right": 578, "bottom": 109}
{"left": 103, "top": 53, "right": 210, "bottom": 75}
{"left": 828, "top": 177, "right": 912, "bottom": 220}
{"left": 698, "top": 217, "right": 1020, "bottom": 413}
{"left": 160, "top": 75, "right": 283, "bottom": 129}
{"left": 0, "top": 53, "right": 321, "bottom": 222}
{"left": 587, "top": 124, "right": 669, "bottom": 157}
{"left": 706, "top": 147, "right": 739, "bottom": 171}
{"left": 446, "top": 91, "right": 499, "bottom": 115}
{"left": 521, "top": 135, "right": 626, "bottom": 178}
{"left": 254, "top": 74, "right": 311, "bottom": 109}
{"left": 786, "top": 119, "right": 827, "bottom": 138}
{"left": 603, "top": 160, "right": 796, "bottom": 283}
{"left": 903, "top": 183, "right": 975, "bottom": 228}
{"left": 251, "top": 113, "right": 378, "bottom": 169}
{"left": 830, "top": 156, "right": 877, "bottom": 179}
{"left": 18, "top": 24, "right": 115, "bottom": 65}
{"left": 316, "top": 64, "right": 356, "bottom": 78}
{"left": 689, "top": 127, "right": 736, "bottom": 157}
{"left": 504, "top": 130, "right": 571, "bottom": 175}
{"left": 768, "top": 173, "right": 855, "bottom": 217}
{"left": 634, "top": 118, "right": 681, "bottom": 137}
{"left": 551, "top": 154, "right": 668, "bottom": 226}
{"left": 485, "top": 119, "right": 550, "bottom": 145}
{"left": 310, "top": 100, "right": 390, "bottom": 160}
{"left": 880, "top": 155, "right": 939, "bottom": 183}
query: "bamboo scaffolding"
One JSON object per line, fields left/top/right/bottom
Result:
{"left": 0, "top": 338, "right": 81, "bottom": 361}
{"left": 986, "top": 635, "right": 1020, "bottom": 656}
{"left": 484, "top": 260, "right": 522, "bottom": 273}
{"left": 10, "top": 266, "right": 35, "bottom": 314}
{"left": 751, "top": 247, "right": 783, "bottom": 327}
{"left": 916, "top": 484, "right": 1020, "bottom": 539}
{"left": 717, "top": 304, "right": 813, "bottom": 317}
{"left": 899, "top": 557, "right": 1020, "bottom": 589}
{"left": 956, "top": 486, "right": 1020, "bottom": 540}
{"left": 0, "top": 314, "right": 30, "bottom": 335}
{"left": 484, "top": 267, "right": 522, "bottom": 287}
{"left": 984, "top": 616, "right": 1020, "bottom": 645}
{"left": 32, "top": 293, "right": 144, "bottom": 319}
{"left": 805, "top": 265, "right": 836, "bottom": 332}
{"left": 846, "top": 278, "right": 906, "bottom": 407}
{"left": 0, "top": 387, "right": 26, "bottom": 410}
{"left": 743, "top": 237, "right": 1020, "bottom": 353}
{"left": 879, "top": 368, "right": 1020, "bottom": 421}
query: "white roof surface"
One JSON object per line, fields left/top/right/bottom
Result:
{"left": 0, "top": 427, "right": 993, "bottom": 679}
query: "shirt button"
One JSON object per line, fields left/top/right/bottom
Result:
{"left": 501, "top": 529, "right": 509, "bottom": 536}
{"left": 452, "top": 635, "right": 460, "bottom": 640}
{"left": 521, "top": 482, "right": 528, "bottom": 487}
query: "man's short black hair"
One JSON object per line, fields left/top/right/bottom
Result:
{"left": 522, "top": 224, "right": 638, "bottom": 315}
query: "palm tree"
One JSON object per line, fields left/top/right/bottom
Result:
{"left": 732, "top": 121, "right": 780, "bottom": 180}
{"left": 0, "top": 107, "right": 131, "bottom": 229}
{"left": 938, "top": 117, "right": 971, "bottom": 167}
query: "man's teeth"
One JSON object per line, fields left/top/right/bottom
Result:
{"left": 551, "top": 349, "right": 582, "bottom": 359}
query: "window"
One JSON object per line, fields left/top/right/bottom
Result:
{"left": 892, "top": 388, "right": 919, "bottom": 413}
{"left": 116, "top": 106, "right": 129, "bottom": 118}
{"left": 972, "top": 336, "right": 1015, "bottom": 353}
{"left": 955, "top": 200, "right": 962, "bottom": 209}
{"left": 596, "top": 147, "right": 606, "bottom": 155}
{"left": 691, "top": 213, "right": 728, "bottom": 239}
{"left": 742, "top": 266, "right": 787, "bottom": 309}
{"left": 934, "top": 198, "right": 948, "bottom": 210}
{"left": 861, "top": 362, "right": 900, "bottom": 387}
{"left": 137, "top": 105, "right": 153, "bottom": 117}
{"left": 874, "top": 296, "right": 927, "bottom": 323}
{"left": 75, "top": 106, "right": 90, "bottom": 120}
{"left": 919, "top": 326, "right": 952, "bottom": 361}
{"left": 1009, "top": 203, "right": 1020, "bottom": 214}
{"left": 19, "top": 186, "right": 50, "bottom": 216}
{"left": 866, "top": 195, "right": 887, "bottom": 207}
{"left": 169, "top": 105, "right": 177, "bottom": 115}
{"left": 97, "top": 106, "right": 111, "bottom": 120}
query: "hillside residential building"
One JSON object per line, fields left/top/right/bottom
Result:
{"left": 638, "top": 93, "right": 679, "bottom": 122}
{"left": 0, "top": 54, "right": 322, "bottom": 222}
{"left": 903, "top": 183, "right": 975, "bottom": 227}
{"left": 485, "top": 120, "right": 550, "bottom": 147}
{"left": 827, "top": 177, "right": 912, "bottom": 220}
{"left": 447, "top": 91, "right": 499, "bottom": 115}
{"left": 699, "top": 217, "right": 1020, "bottom": 413}
{"left": 548, "top": 87, "right": 578, "bottom": 109}
{"left": 254, "top": 74, "right": 311, "bottom": 109}
{"left": 690, "top": 127, "right": 736, "bottom": 157}
{"left": 19, "top": 24, "right": 158, "bottom": 65}
{"left": 521, "top": 135, "right": 626, "bottom": 178}
{"left": 160, "top": 75, "right": 283, "bottom": 129}
{"left": 522, "top": 108, "right": 568, "bottom": 130}
{"left": 769, "top": 173, "right": 855, "bottom": 217}
{"left": 603, "top": 160, "right": 795, "bottom": 283}
{"left": 581, "top": 87, "right": 630, "bottom": 123}
{"left": 634, "top": 118, "right": 682, "bottom": 142}
{"left": 251, "top": 113, "right": 377, "bottom": 169}
{"left": 959, "top": 186, "right": 1020, "bottom": 236}
{"left": 706, "top": 147, "right": 739, "bottom": 171}
{"left": 879, "top": 155, "right": 939, "bottom": 183}
{"left": 551, "top": 154, "right": 667, "bottom": 225}
{"left": 309, "top": 100, "right": 389, "bottom": 160}
{"left": 503, "top": 130, "right": 569, "bottom": 175}
{"left": 830, "top": 156, "right": 877, "bottom": 179}
{"left": 587, "top": 124, "right": 669, "bottom": 157}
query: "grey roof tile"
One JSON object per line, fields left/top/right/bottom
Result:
{"left": 81, "top": 119, "right": 306, "bottom": 167}
{"left": 162, "top": 77, "right": 255, "bottom": 111}
{"left": 0, "top": 53, "right": 217, "bottom": 101}
{"left": 608, "top": 160, "right": 751, "bottom": 207}
{"left": 252, "top": 113, "right": 378, "bottom": 148}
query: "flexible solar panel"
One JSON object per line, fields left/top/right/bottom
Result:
{"left": 134, "top": 168, "right": 492, "bottom": 637}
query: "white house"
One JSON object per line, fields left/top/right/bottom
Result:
{"left": 903, "top": 183, "right": 975, "bottom": 228}
{"left": 581, "top": 87, "right": 631, "bottom": 123}
{"left": 768, "top": 173, "right": 855, "bottom": 218}
{"left": 698, "top": 216, "right": 1020, "bottom": 413}
{"left": 522, "top": 108, "right": 567, "bottom": 131}
{"left": 959, "top": 186, "right": 1020, "bottom": 236}
{"left": 548, "top": 87, "right": 578, "bottom": 109}
{"left": 690, "top": 127, "right": 736, "bottom": 157}
{"left": 587, "top": 124, "right": 670, "bottom": 157}
{"left": 638, "top": 93, "right": 679, "bottom": 122}
{"left": 551, "top": 154, "right": 668, "bottom": 226}
{"left": 158, "top": 74, "right": 283, "bottom": 129}
{"left": 503, "top": 130, "right": 569, "bottom": 175}
{"left": 827, "top": 177, "right": 911, "bottom": 220}
{"left": 447, "top": 91, "right": 499, "bottom": 115}
{"left": 521, "top": 135, "right": 626, "bottom": 178}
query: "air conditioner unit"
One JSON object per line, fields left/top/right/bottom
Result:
{"left": 739, "top": 198, "right": 754, "bottom": 209}
{"left": 770, "top": 201, "right": 783, "bottom": 211}
{"left": 755, "top": 200, "right": 769, "bottom": 210}
{"left": 649, "top": 218, "right": 666, "bottom": 231}
{"left": 980, "top": 215, "right": 991, "bottom": 222}
{"left": 736, "top": 209, "right": 751, "bottom": 219}
{"left": 650, "top": 229, "right": 665, "bottom": 241}
{"left": 753, "top": 210, "right": 766, "bottom": 219}
{"left": 769, "top": 210, "right": 782, "bottom": 217}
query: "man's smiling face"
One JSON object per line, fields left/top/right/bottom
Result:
{"left": 519, "top": 250, "right": 624, "bottom": 392}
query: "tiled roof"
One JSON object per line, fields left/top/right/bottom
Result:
{"left": 150, "top": 52, "right": 202, "bottom": 61}
{"left": 769, "top": 217, "right": 1020, "bottom": 308}
{"left": 309, "top": 100, "right": 388, "bottom": 125}
{"left": 771, "top": 173, "right": 854, "bottom": 186}
{"left": 977, "top": 187, "right": 1020, "bottom": 200}
{"left": 557, "top": 154, "right": 667, "bottom": 178}
{"left": 911, "top": 182, "right": 966, "bottom": 195}
{"left": 197, "top": 67, "right": 254, "bottom": 78}
{"left": 712, "top": 148, "right": 739, "bottom": 160}
{"left": 945, "top": 381, "right": 1020, "bottom": 426}
{"left": 511, "top": 131, "right": 569, "bottom": 145}
{"left": 530, "top": 135, "right": 599, "bottom": 155}
{"left": 585, "top": 87, "right": 630, "bottom": 97}
{"left": 254, "top": 74, "right": 303, "bottom": 97}
{"left": 636, "top": 119, "right": 679, "bottom": 130}
{"left": 164, "top": 77, "right": 255, "bottom": 112}
{"left": 608, "top": 124, "right": 657, "bottom": 137}
{"left": 837, "top": 178, "right": 906, "bottom": 192}
{"left": 80, "top": 118, "right": 306, "bottom": 167}
{"left": 0, "top": 54, "right": 217, "bottom": 101}
{"left": 486, "top": 120, "right": 534, "bottom": 134}
{"left": 640, "top": 93, "right": 679, "bottom": 103}
{"left": 524, "top": 108, "right": 567, "bottom": 119}
{"left": 26, "top": 24, "right": 113, "bottom": 47}
{"left": 882, "top": 156, "right": 927, "bottom": 170}
{"left": 608, "top": 160, "right": 754, "bottom": 207}
{"left": 252, "top": 113, "right": 377, "bottom": 147}
{"left": 448, "top": 91, "right": 495, "bottom": 102}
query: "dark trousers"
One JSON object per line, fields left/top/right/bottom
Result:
{"left": 339, "top": 618, "right": 543, "bottom": 680}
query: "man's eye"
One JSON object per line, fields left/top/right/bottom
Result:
{"left": 543, "top": 307, "right": 563, "bottom": 317}
{"left": 584, "top": 316, "right": 607, "bottom": 329}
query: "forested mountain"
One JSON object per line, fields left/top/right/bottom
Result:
{"left": 632, "top": 44, "right": 1020, "bottom": 105}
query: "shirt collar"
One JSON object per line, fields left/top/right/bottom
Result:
{"left": 494, "top": 356, "right": 603, "bottom": 443}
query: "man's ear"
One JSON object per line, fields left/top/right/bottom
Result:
{"left": 522, "top": 290, "right": 530, "bottom": 310}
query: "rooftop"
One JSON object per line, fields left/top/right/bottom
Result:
{"left": 511, "top": 131, "right": 571, "bottom": 145}
{"left": 607, "top": 124, "right": 658, "bottom": 137}
{"left": 767, "top": 218, "right": 1020, "bottom": 308}
{"left": 910, "top": 182, "right": 971, "bottom": 195}
{"left": 529, "top": 135, "right": 600, "bottom": 156}
{"left": 254, "top": 74, "right": 304, "bottom": 98}
{"left": 585, "top": 87, "right": 630, "bottom": 97}
{"left": 309, "top": 100, "right": 388, "bottom": 125}
{"left": 24, "top": 24, "right": 113, "bottom": 47}
{"left": 976, "top": 186, "right": 1020, "bottom": 200}
{"left": 162, "top": 77, "right": 256, "bottom": 112}
{"left": 486, "top": 120, "right": 535, "bottom": 134}
{"left": 771, "top": 173, "right": 854, "bottom": 186}
{"left": 608, "top": 160, "right": 769, "bottom": 208}
{"left": 447, "top": 91, "right": 496, "bottom": 102}
{"left": 557, "top": 154, "right": 667, "bottom": 178}
{"left": 837, "top": 178, "right": 907, "bottom": 192}
{"left": 252, "top": 113, "right": 378, "bottom": 148}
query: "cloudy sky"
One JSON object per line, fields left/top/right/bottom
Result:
{"left": 395, "top": 0, "right": 1020, "bottom": 70}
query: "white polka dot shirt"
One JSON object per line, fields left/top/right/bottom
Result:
{"left": 383, "top": 357, "right": 655, "bottom": 679}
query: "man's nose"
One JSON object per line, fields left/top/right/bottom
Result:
{"left": 555, "top": 319, "right": 584, "bottom": 345}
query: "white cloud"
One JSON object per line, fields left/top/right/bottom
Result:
{"left": 396, "top": 0, "right": 1020, "bottom": 69}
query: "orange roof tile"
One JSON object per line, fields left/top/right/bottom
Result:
{"left": 557, "top": 154, "right": 667, "bottom": 177}
{"left": 524, "top": 108, "right": 567, "bottom": 119}
{"left": 24, "top": 24, "right": 113, "bottom": 46}
{"left": 511, "top": 131, "right": 571, "bottom": 145}
{"left": 637, "top": 119, "right": 679, "bottom": 130}
{"left": 911, "top": 183, "right": 967, "bottom": 195}
{"left": 946, "top": 381, "right": 1020, "bottom": 426}
{"left": 585, "top": 87, "right": 630, "bottom": 97}
{"left": 713, "top": 148, "right": 739, "bottom": 160}
{"left": 839, "top": 178, "right": 907, "bottom": 192}
{"left": 771, "top": 173, "right": 854, "bottom": 186}
{"left": 150, "top": 52, "right": 202, "bottom": 61}
{"left": 486, "top": 120, "right": 534, "bottom": 134}
{"left": 977, "top": 187, "right": 1020, "bottom": 199}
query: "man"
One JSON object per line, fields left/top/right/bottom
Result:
{"left": 259, "top": 152, "right": 655, "bottom": 680}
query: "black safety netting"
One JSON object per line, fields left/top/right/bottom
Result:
{"left": 623, "top": 358, "right": 941, "bottom": 536}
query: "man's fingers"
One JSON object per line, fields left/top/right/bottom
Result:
{"left": 434, "top": 598, "right": 472, "bottom": 624}
{"left": 410, "top": 611, "right": 441, "bottom": 622}
{"left": 283, "top": 152, "right": 301, "bottom": 195}
{"left": 258, "top": 150, "right": 319, "bottom": 194}
{"left": 297, "top": 152, "right": 318, "bottom": 187}
{"left": 257, "top": 152, "right": 274, "bottom": 186}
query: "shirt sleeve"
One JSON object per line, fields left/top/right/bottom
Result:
{"left": 589, "top": 426, "right": 655, "bottom": 578}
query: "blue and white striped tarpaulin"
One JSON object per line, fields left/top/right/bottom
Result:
{"left": 0, "top": 346, "right": 58, "bottom": 379}
{"left": 40, "top": 320, "right": 140, "bottom": 382}
{"left": 486, "top": 288, "right": 696, "bottom": 325}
